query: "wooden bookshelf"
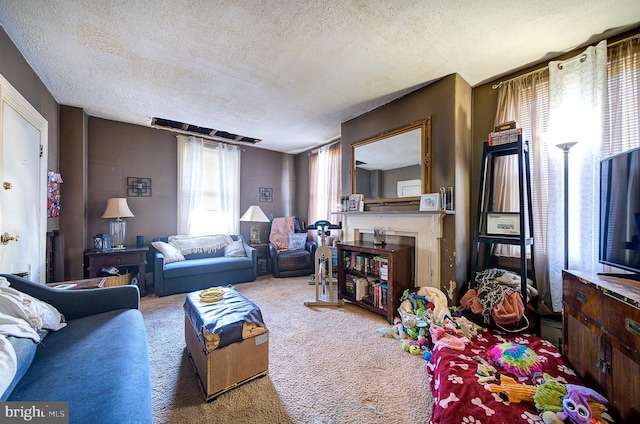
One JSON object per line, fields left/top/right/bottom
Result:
{"left": 337, "top": 241, "right": 414, "bottom": 324}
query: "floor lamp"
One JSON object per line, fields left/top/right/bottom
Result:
{"left": 556, "top": 142, "right": 577, "bottom": 270}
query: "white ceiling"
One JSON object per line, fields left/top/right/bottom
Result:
{"left": 1, "top": 1, "right": 639, "bottom": 154}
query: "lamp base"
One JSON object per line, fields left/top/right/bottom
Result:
{"left": 250, "top": 224, "right": 261, "bottom": 244}
{"left": 110, "top": 219, "right": 127, "bottom": 249}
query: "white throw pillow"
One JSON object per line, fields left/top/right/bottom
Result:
{"left": 224, "top": 240, "right": 246, "bottom": 257}
{"left": 151, "top": 241, "right": 185, "bottom": 264}
{"left": 288, "top": 232, "right": 307, "bottom": 250}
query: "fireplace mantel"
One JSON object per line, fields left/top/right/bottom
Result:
{"left": 336, "top": 211, "right": 453, "bottom": 288}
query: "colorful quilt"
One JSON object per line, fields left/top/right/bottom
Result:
{"left": 426, "top": 328, "right": 586, "bottom": 424}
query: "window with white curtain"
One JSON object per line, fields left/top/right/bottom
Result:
{"left": 177, "top": 135, "right": 241, "bottom": 235}
{"left": 492, "top": 33, "right": 640, "bottom": 314}
{"left": 189, "top": 147, "right": 223, "bottom": 234}
{"left": 308, "top": 142, "right": 342, "bottom": 241}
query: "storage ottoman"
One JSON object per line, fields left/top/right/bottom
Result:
{"left": 183, "top": 286, "right": 269, "bottom": 400}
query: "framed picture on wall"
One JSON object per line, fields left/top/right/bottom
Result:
{"left": 419, "top": 193, "right": 441, "bottom": 211}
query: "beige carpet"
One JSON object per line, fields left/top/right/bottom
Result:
{"left": 140, "top": 275, "right": 433, "bottom": 423}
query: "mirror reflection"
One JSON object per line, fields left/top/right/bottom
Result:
{"left": 351, "top": 119, "right": 430, "bottom": 201}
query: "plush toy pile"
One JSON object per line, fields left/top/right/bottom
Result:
{"left": 375, "top": 285, "right": 612, "bottom": 423}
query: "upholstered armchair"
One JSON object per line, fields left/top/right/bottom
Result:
{"left": 269, "top": 217, "right": 316, "bottom": 278}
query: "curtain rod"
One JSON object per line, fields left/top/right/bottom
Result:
{"left": 309, "top": 139, "right": 341, "bottom": 156}
{"left": 492, "top": 32, "right": 640, "bottom": 89}
{"left": 172, "top": 130, "right": 246, "bottom": 151}
{"left": 491, "top": 67, "right": 548, "bottom": 89}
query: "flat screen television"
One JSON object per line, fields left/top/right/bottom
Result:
{"left": 599, "top": 146, "right": 640, "bottom": 279}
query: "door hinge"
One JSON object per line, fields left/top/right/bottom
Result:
{"left": 39, "top": 145, "right": 43, "bottom": 157}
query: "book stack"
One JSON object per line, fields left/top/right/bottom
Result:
{"left": 488, "top": 121, "right": 523, "bottom": 146}
{"left": 379, "top": 263, "right": 388, "bottom": 281}
{"left": 373, "top": 282, "right": 388, "bottom": 311}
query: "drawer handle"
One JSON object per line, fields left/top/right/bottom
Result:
{"left": 575, "top": 291, "right": 587, "bottom": 304}
{"left": 625, "top": 318, "right": 640, "bottom": 338}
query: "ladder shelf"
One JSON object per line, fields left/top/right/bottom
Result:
{"left": 470, "top": 139, "right": 536, "bottom": 301}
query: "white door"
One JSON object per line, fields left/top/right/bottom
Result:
{"left": 0, "top": 74, "right": 48, "bottom": 283}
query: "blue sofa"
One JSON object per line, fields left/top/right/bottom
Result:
{"left": 0, "top": 274, "right": 152, "bottom": 424}
{"left": 152, "top": 234, "right": 257, "bottom": 297}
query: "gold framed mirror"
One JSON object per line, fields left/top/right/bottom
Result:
{"left": 351, "top": 118, "right": 431, "bottom": 204}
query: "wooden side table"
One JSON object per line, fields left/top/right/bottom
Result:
{"left": 85, "top": 246, "right": 149, "bottom": 295}
{"left": 252, "top": 243, "right": 271, "bottom": 276}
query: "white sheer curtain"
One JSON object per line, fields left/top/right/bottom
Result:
{"left": 308, "top": 142, "right": 342, "bottom": 242}
{"left": 493, "top": 36, "right": 640, "bottom": 313}
{"left": 177, "top": 135, "right": 203, "bottom": 234}
{"left": 547, "top": 40, "right": 607, "bottom": 311}
{"left": 215, "top": 142, "right": 241, "bottom": 235}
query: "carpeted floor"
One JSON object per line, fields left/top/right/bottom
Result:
{"left": 140, "top": 275, "right": 433, "bottom": 423}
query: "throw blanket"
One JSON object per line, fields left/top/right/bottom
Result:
{"left": 269, "top": 217, "right": 295, "bottom": 251}
{"left": 0, "top": 277, "right": 66, "bottom": 335}
{"left": 0, "top": 276, "right": 68, "bottom": 399}
{"left": 168, "top": 234, "right": 232, "bottom": 255}
{"left": 0, "top": 334, "right": 17, "bottom": 397}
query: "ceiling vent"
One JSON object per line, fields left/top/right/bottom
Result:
{"left": 151, "top": 117, "right": 261, "bottom": 144}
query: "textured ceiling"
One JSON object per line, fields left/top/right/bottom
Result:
{"left": 1, "top": 1, "right": 639, "bottom": 153}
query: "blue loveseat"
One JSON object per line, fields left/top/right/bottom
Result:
{"left": 0, "top": 274, "right": 152, "bottom": 424}
{"left": 152, "top": 234, "right": 257, "bottom": 297}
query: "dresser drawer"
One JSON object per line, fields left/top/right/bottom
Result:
{"left": 89, "top": 252, "right": 142, "bottom": 267}
{"left": 563, "top": 274, "right": 602, "bottom": 323}
{"left": 602, "top": 293, "right": 640, "bottom": 352}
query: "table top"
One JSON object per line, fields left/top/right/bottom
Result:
{"left": 86, "top": 245, "right": 149, "bottom": 255}
{"left": 47, "top": 277, "right": 106, "bottom": 290}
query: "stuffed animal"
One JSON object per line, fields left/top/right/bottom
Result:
{"left": 557, "top": 384, "right": 608, "bottom": 424}
{"left": 486, "top": 374, "right": 537, "bottom": 403}
{"left": 490, "top": 342, "right": 542, "bottom": 377}
{"left": 416, "top": 286, "right": 450, "bottom": 324}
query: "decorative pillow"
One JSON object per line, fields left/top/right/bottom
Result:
{"left": 224, "top": 240, "right": 246, "bottom": 257}
{"left": 288, "top": 232, "right": 307, "bottom": 250}
{"left": 151, "top": 241, "right": 185, "bottom": 264}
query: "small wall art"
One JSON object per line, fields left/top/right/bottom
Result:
{"left": 47, "top": 170, "right": 63, "bottom": 218}
{"left": 127, "top": 177, "right": 152, "bottom": 197}
{"left": 259, "top": 187, "right": 273, "bottom": 202}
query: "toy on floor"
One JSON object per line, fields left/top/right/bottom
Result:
{"left": 304, "top": 220, "right": 343, "bottom": 307}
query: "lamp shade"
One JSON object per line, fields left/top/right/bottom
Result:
{"left": 101, "top": 198, "right": 135, "bottom": 219}
{"left": 240, "top": 205, "right": 269, "bottom": 223}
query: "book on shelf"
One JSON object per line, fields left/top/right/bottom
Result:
{"left": 494, "top": 121, "right": 518, "bottom": 132}
{"left": 345, "top": 275, "right": 355, "bottom": 295}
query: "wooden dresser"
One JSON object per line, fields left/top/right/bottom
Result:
{"left": 562, "top": 270, "right": 640, "bottom": 422}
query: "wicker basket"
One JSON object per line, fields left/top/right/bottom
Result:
{"left": 103, "top": 273, "right": 132, "bottom": 287}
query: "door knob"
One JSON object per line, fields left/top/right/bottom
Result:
{"left": 1, "top": 232, "right": 19, "bottom": 245}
